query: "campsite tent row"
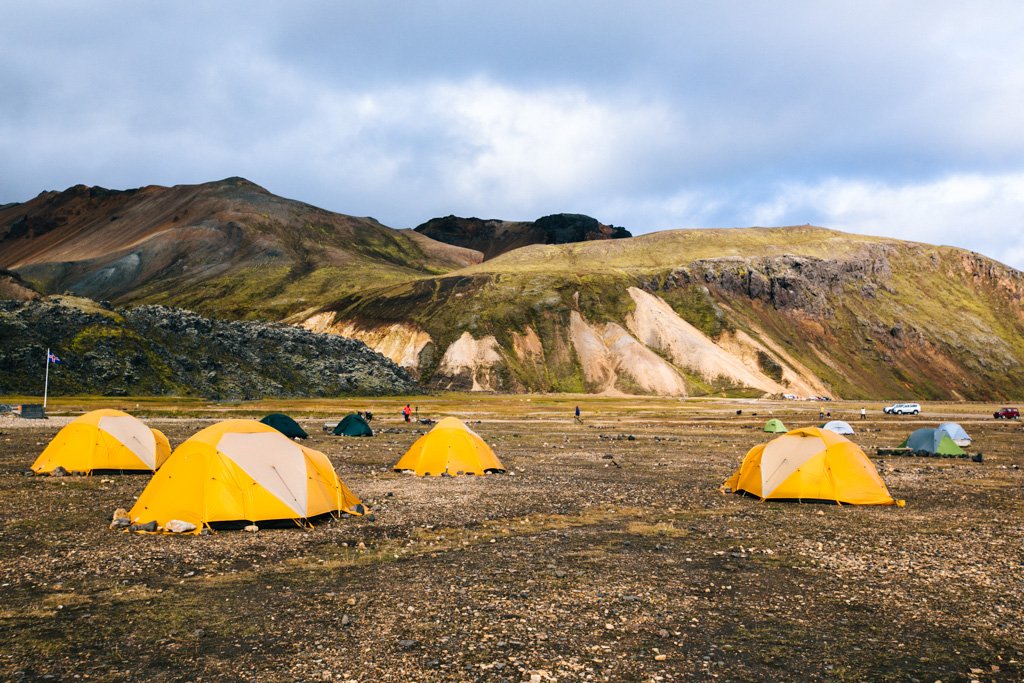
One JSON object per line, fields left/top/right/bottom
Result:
{"left": 34, "top": 407, "right": 914, "bottom": 533}
{"left": 765, "top": 418, "right": 855, "bottom": 435}
{"left": 33, "top": 410, "right": 504, "bottom": 533}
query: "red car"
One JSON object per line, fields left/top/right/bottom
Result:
{"left": 993, "top": 407, "right": 1020, "bottom": 419}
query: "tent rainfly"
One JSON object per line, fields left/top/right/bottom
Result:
{"left": 722, "top": 427, "right": 903, "bottom": 506}
{"left": 763, "top": 418, "right": 787, "bottom": 433}
{"left": 393, "top": 417, "right": 505, "bottom": 476}
{"left": 259, "top": 413, "right": 309, "bottom": 439}
{"left": 32, "top": 409, "right": 170, "bottom": 474}
{"left": 129, "top": 420, "right": 363, "bottom": 532}
{"left": 333, "top": 413, "right": 373, "bottom": 437}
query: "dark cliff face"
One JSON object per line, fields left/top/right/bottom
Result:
{"left": 662, "top": 246, "right": 897, "bottom": 317}
{"left": 533, "top": 213, "right": 632, "bottom": 244}
{"left": 414, "top": 213, "right": 631, "bottom": 260}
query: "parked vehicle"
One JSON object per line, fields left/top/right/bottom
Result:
{"left": 883, "top": 402, "right": 921, "bottom": 415}
{"left": 993, "top": 407, "right": 1020, "bottom": 419}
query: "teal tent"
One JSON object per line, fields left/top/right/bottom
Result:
{"left": 333, "top": 413, "right": 373, "bottom": 437}
{"left": 259, "top": 413, "right": 308, "bottom": 439}
{"left": 901, "top": 428, "right": 964, "bottom": 456}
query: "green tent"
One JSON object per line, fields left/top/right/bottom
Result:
{"left": 900, "top": 428, "right": 965, "bottom": 456}
{"left": 259, "top": 413, "right": 308, "bottom": 439}
{"left": 763, "top": 418, "right": 787, "bottom": 433}
{"left": 333, "top": 413, "right": 373, "bottom": 437}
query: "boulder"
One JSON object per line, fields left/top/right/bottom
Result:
{"left": 165, "top": 520, "right": 197, "bottom": 533}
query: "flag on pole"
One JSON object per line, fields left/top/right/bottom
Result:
{"left": 48, "top": 351, "right": 61, "bottom": 364}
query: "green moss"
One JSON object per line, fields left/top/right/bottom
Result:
{"left": 658, "top": 284, "right": 730, "bottom": 338}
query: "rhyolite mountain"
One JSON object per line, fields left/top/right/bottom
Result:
{"left": 3, "top": 178, "right": 1024, "bottom": 401}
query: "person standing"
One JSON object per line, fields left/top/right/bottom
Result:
{"left": 403, "top": 404, "right": 412, "bottom": 423}
{"left": 574, "top": 405, "right": 582, "bottom": 424}
{"left": 860, "top": 407, "right": 867, "bottom": 420}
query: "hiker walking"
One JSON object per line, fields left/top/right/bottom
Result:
{"left": 574, "top": 405, "right": 582, "bottom": 424}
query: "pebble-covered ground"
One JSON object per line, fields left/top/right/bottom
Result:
{"left": 0, "top": 396, "right": 1022, "bottom": 682}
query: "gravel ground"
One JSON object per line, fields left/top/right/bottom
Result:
{"left": 0, "top": 400, "right": 1022, "bottom": 682}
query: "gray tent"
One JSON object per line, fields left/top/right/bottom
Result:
{"left": 901, "top": 428, "right": 964, "bottom": 456}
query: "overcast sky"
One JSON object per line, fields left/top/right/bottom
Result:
{"left": 2, "top": 2, "right": 1023, "bottom": 267}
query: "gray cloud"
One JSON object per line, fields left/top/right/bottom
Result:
{"left": 2, "top": 1, "right": 1023, "bottom": 266}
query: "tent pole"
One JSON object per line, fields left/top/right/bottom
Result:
{"left": 43, "top": 348, "right": 50, "bottom": 408}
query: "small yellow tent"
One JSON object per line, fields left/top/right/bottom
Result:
{"left": 722, "top": 427, "right": 902, "bottom": 506}
{"left": 393, "top": 417, "right": 505, "bottom": 476}
{"left": 129, "top": 419, "right": 363, "bottom": 531}
{"left": 32, "top": 409, "right": 171, "bottom": 474}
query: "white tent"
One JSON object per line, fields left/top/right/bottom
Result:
{"left": 822, "top": 420, "right": 854, "bottom": 435}
{"left": 937, "top": 422, "right": 972, "bottom": 447}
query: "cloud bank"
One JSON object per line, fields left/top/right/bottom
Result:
{"left": 1, "top": 2, "right": 1023, "bottom": 266}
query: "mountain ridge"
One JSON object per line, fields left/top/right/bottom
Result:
{"left": 3, "top": 178, "right": 1023, "bottom": 400}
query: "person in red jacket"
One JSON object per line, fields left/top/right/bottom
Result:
{"left": 402, "top": 404, "right": 412, "bottom": 423}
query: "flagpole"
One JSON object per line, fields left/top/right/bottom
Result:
{"left": 43, "top": 347, "right": 50, "bottom": 408}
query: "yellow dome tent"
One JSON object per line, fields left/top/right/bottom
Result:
{"left": 32, "top": 409, "right": 171, "bottom": 474}
{"left": 393, "top": 417, "right": 505, "bottom": 476}
{"left": 722, "top": 427, "right": 903, "bottom": 506}
{"left": 129, "top": 419, "right": 363, "bottom": 531}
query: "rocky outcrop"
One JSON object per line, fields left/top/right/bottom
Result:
{"left": 0, "top": 298, "right": 419, "bottom": 398}
{"left": 434, "top": 332, "right": 503, "bottom": 391}
{"left": 415, "top": 213, "right": 631, "bottom": 260}
{"left": 665, "top": 247, "right": 895, "bottom": 317}
{"left": 624, "top": 287, "right": 782, "bottom": 393}
{"left": 301, "top": 314, "right": 434, "bottom": 375}
{"left": 569, "top": 310, "right": 688, "bottom": 396}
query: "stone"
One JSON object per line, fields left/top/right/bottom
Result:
{"left": 51, "top": 466, "right": 68, "bottom": 477}
{"left": 129, "top": 520, "right": 158, "bottom": 532}
{"left": 398, "top": 639, "right": 418, "bottom": 650}
{"left": 244, "top": 524, "right": 259, "bottom": 533}
{"left": 109, "top": 518, "right": 131, "bottom": 530}
{"left": 654, "top": 654, "right": 667, "bottom": 661}
{"left": 341, "top": 614, "right": 352, "bottom": 627}
{"left": 165, "top": 520, "right": 197, "bottom": 533}
{"left": 112, "top": 508, "right": 129, "bottom": 521}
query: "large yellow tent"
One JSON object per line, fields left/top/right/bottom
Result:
{"left": 32, "top": 409, "right": 170, "bottom": 474}
{"left": 722, "top": 426, "right": 903, "bottom": 506}
{"left": 393, "top": 417, "right": 505, "bottom": 476}
{"left": 129, "top": 419, "right": 363, "bottom": 531}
